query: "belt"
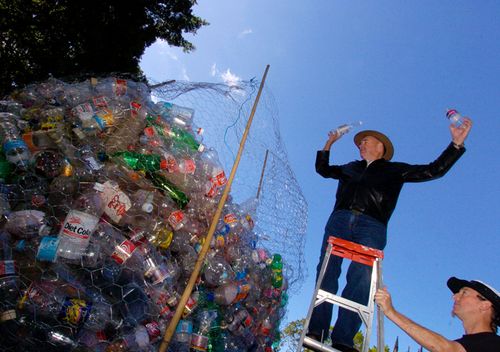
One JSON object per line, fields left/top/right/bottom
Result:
{"left": 348, "top": 206, "right": 364, "bottom": 216}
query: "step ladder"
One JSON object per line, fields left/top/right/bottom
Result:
{"left": 297, "top": 236, "right": 384, "bottom": 352}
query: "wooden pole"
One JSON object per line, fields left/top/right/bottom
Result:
{"left": 158, "top": 65, "right": 271, "bottom": 352}
{"left": 256, "top": 149, "right": 269, "bottom": 199}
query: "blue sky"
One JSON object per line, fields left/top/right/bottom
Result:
{"left": 140, "top": 1, "right": 500, "bottom": 350}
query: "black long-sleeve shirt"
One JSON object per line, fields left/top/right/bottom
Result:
{"left": 315, "top": 143, "right": 466, "bottom": 225}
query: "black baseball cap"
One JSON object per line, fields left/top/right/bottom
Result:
{"left": 447, "top": 277, "right": 500, "bottom": 317}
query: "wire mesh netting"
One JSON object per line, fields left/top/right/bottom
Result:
{"left": 0, "top": 75, "right": 307, "bottom": 351}
{"left": 151, "top": 79, "right": 308, "bottom": 293}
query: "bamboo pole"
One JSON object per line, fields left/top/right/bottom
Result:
{"left": 256, "top": 149, "right": 269, "bottom": 199}
{"left": 158, "top": 64, "right": 271, "bottom": 352}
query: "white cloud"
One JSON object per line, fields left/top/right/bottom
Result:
{"left": 209, "top": 64, "right": 242, "bottom": 88}
{"left": 221, "top": 69, "right": 241, "bottom": 87}
{"left": 181, "top": 67, "right": 190, "bottom": 81}
{"left": 238, "top": 28, "right": 253, "bottom": 38}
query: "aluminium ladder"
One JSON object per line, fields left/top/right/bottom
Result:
{"left": 297, "top": 236, "right": 384, "bottom": 352}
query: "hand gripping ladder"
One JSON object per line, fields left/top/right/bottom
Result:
{"left": 298, "top": 236, "right": 384, "bottom": 352}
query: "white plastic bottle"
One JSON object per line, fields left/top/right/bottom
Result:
{"left": 333, "top": 120, "right": 363, "bottom": 137}
{"left": 57, "top": 183, "right": 105, "bottom": 260}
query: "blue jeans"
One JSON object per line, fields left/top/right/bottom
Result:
{"left": 308, "top": 210, "right": 387, "bottom": 347}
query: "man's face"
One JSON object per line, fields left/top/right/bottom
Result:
{"left": 357, "top": 136, "right": 385, "bottom": 161}
{"left": 452, "top": 287, "right": 490, "bottom": 319}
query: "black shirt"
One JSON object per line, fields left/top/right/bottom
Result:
{"left": 315, "top": 143, "right": 465, "bottom": 225}
{"left": 455, "top": 332, "right": 500, "bottom": 352}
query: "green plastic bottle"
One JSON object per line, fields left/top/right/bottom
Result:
{"left": 148, "top": 171, "right": 189, "bottom": 209}
{"left": 146, "top": 115, "right": 204, "bottom": 152}
{"left": 112, "top": 151, "right": 165, "bottom": 172}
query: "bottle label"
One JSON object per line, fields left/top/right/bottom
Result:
{"left": 212, "top": 169, "right": 227, "bottom": 186}
{"left": 60, "top": 210, "right": 99, "bottom": 241}
{"left": 235, "top": 281, "right": 250, "bottom": 302}
{"left": 168, "top": 210, "right": 184, "bottom": 230}
{"left": 58, "top": 297, "right": 91, "bottom": 326}
{"left": 163, "top": 155, "right": 178, "bottom": 172}
{"left": 36, "top": 236, "right": 59, "bottom": 262}
{"left": 74, "top": 103, "right": 94, "bottom": 121}
{"left": 260, "top": 322, "right": 272, "bottom": 336}
{"left": 2, "top": 139, "right": 29, "bottom": 153}
{"left": 190, "top": 333, "right": 209, "bottom": 351}
{"left": 93, "top": 109, "right": 114, "bottom": 130}
{"left": 205, "top": 181, "right": 218, "bottom": 198}
{"left": 175, "top": 320, "right": 193, "bottom": 334}
{"left": 114, "top": 79, "right": 128, "bottom": 96}
{"left": 0, "top": 260, "right": 16, "bottom": 276}
{"left": 244, "top": 314, "right": 253, "bottom": 328}
{"left": 111, "top": 239, "right": 137, "bottom": 264}
{"left": 144, "top": 321, "right": 161, "bottom": 341}
{"left": 183, "top": 294, "right": 198, "bottom": 317}
{"left": 102, "top": 182, "right": 132, "bottom": 223}
{"left": 92, "top": 95, "right": 109, "bottom": 108}
{"left": 180, "top": 158, "right": 196, "bottom": 174}
{"left": 224, "top": 213, "right": 238, "bottom": 224}
{"left": 0, "top": 309, "right": 16, "bottom": 322}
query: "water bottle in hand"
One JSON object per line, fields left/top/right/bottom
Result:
{"left": 333, "top": 121, "right": 363, "bottom": 137}
{"left": 446, "top": 108, "right": 465, "bottom": 128}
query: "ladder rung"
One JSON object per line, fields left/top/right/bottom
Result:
{"left": 303, "top": 336, "right": 343, "bottom": 352}
{"left": 316, "top": 289, "right": 372, "bottom": 326}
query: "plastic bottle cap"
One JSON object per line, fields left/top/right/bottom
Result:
{"left": 142, "top": 203, "right": 153, "bottom": 213}
{"left": 206, "top": 292, "right": 215, "bottom": 302}
{"left": 94, "top": 182, "right": 105, "bottom": 192}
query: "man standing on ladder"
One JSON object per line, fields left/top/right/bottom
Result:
{"left": 308, "top": 118, "right": 472, "bottom": 352}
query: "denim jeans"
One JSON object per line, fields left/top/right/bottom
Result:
{"left": 308, "top": 210, "right": 387, "bottom": 347}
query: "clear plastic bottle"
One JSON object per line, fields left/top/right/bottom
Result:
{"left": 196, "top": 148, "right": 227, "bottom": 198}
{"left": 106, "top": 320, "right": 162, "bottom": 352}
{"left": 104, "top": 101, "right": 147, "bottom": 154}
{"left": 202, "top": 252, "right": 235, "bottom": 287}
{"left": 446, "top": 108, "right": 465, "bottom": 128}
{"left": 171, "top": 319, "right": 193, "bottom": 352}
{"left": 210, "top": 280, "right": 251, "bottom": 306}
{"left": 57, "top": 182, "right": 105, "bottom": 260}
{"left": 5, "top": 209, "right": 51, "bottom": 239}
{"left": 332, "top": 120, "right": 363, "bottom": 137}
{"left": 0, "top": 231, "right": 20, "bottom": 323}
{"left": 190, "top": 309, "right": 218, "bottom": 352}
{"left": 224, "top": 307, "right": 253, "bottom": 336}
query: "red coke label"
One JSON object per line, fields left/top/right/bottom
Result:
{"left": 111, "top": 239, "right": 136, "bottom": 264}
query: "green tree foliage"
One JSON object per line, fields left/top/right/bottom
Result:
{"left": 278, "top": 318, "right": 390, "bottom": 352}
{"left": 0, "top": 0, "right": 208, "bottom": 96}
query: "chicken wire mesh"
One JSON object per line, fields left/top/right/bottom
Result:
{"left": 150, "top": 78, "right": 308, "bottom": 293}
{"left": 0, "top": 75, "right": 307, "bottom": 351}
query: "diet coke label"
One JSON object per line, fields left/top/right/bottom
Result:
{"left": 60, "top": 210, "right": 99, "bottom": 241}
